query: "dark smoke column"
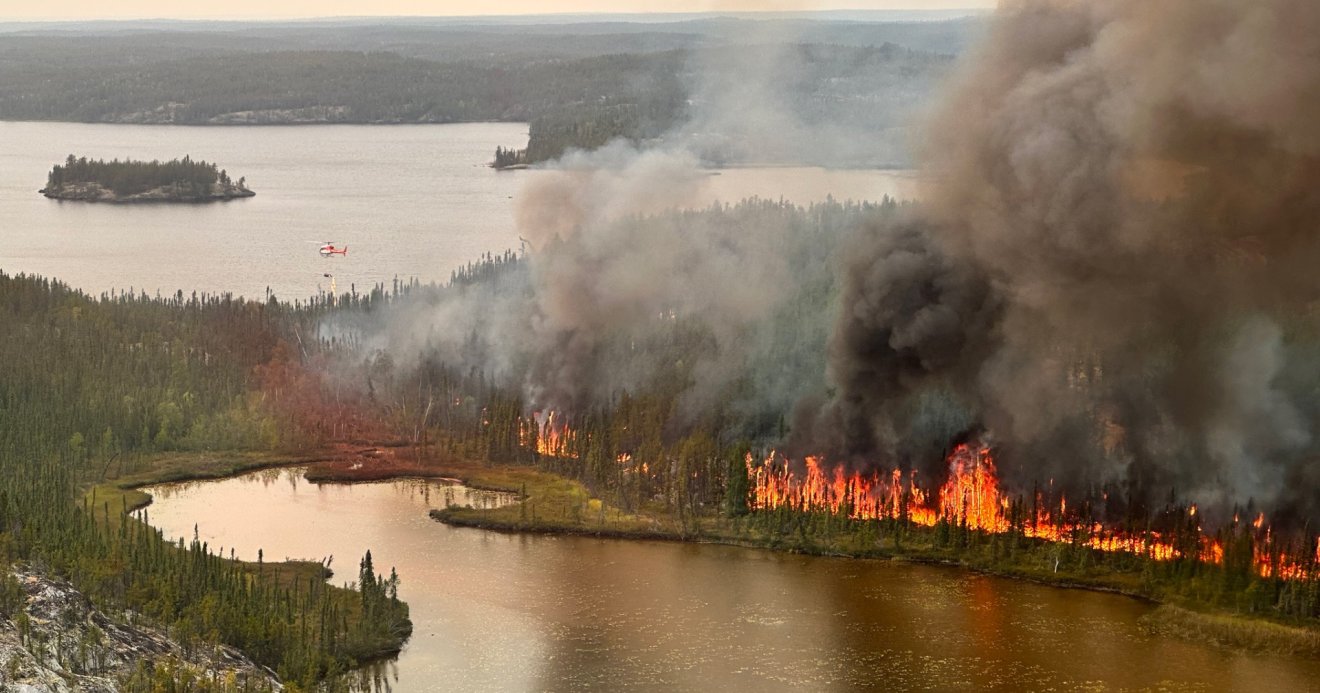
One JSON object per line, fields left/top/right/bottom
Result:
{"left": 812, "top": 0, "right": 1320, "bottom": 519}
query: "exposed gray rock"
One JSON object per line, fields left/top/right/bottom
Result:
{"left": 0, "top": 567, "right": 280, "bottom": 692}
{"left": 205, "top": 106, "right": 351, "bottom": 125}
{"left": 39, "top": 182, "right": 255, "bottom": 203}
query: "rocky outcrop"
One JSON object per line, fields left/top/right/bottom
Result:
{"left": 0, "top": 567, "right": 280, "bottom": 692}
{"left": 39, "top": 182, "right": 255, "bottom": 203}
{"left": 204, "top": 106, "right": 351, "bottom": 125}
{"left": 103, "top": 105, "right": 438, "bottom": 125}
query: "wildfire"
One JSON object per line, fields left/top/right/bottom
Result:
{"left": 938, "top": 444, "right": 1009, "bottom": 533}
{"left": 517, "top": 410, "right": 1313, "bottom": 580}
{"left": 748, "top": 444, "right": 1316, "bottom": 580}
{"left": 521, "top": 410, "right": 578, "bottom": 458}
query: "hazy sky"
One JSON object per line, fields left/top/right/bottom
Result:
{"left": 2, "top": 1, "right": 995, "bottom": 22}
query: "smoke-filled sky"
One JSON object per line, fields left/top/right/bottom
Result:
{"left": 1, "top": 1, "right": 994, "bottom": 22}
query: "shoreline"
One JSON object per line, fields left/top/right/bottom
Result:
{"left": 82, "top": 449, "right": 414, "bottom": 677}
{"left": 413, "top": 461, "right": 1320, "bottom": 661}
{"left": 429, "top": 496, "right": 1320, "bottom": 660}
{"left": 41, "top": 181, "right": 255, "bottom": 203}
{"left": 429, "top": 504, "right": 1155, "bottom": 594}
{"left": 110, "top": 450, "right": 1320, "bottom": 661}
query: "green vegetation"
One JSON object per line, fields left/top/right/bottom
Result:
{"left": 0, "top": 272, "right": 408, "bottom": 689}
{"left": 1140, "top": 605, "right": 1320, "bottom": 657}
{"left": 430, "top": 464, "right": 670, "bottom": 540}
{"left": 0, "top": 25, "right": 954, "bottom": 166}
{"left": 43, "top": 154, "right": 251, "bottom": 200}
{"left": 492, "top": 146, "right": 529, "bottom": 170}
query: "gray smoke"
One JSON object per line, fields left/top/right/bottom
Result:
{"left": 676, "top": 27, "right": 951, "bottom": 168}
{"left": 340, "top": 140, "right": 860, "bottom": 426}
{"left": 329, "top": 16, "right": 955, "bottom": 430}
{"left": 515, "top": 142, "right": 795, "bottom": 413}
{"left": 330, "top": 1, "right": 1320, "bottom": 519}
{"left": 811, "top": 0, "right": 1320, "bottom": 518}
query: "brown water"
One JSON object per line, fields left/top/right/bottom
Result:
{"left": 142, "top": 468, "right": 1320, "bottom": 692}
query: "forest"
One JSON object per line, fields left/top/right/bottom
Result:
{"left": 0, "top": 273, "right": 408, "bottom": 690}
{"left": 0, "top": 20, "right": 960, "bottom": 166}
{"left": 43, "top": 154, "right": 248, "bottom": 198}
{"left": 4, "top": 197, "right": 1318, "bottom": 689}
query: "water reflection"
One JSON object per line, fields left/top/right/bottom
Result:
{"left": 142, "top": 468, "right": 1320, "bottom": 692}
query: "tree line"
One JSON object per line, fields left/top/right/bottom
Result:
{"left": 0, "top": 33, "right": 951, "bottom": 167}
{"left": 0, "top": 272, "right": 407, "bottom": 690}
{"left": 45, "top": 154, "right": 247, "bottom": 197}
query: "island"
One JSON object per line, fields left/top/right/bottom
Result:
{"left": 492, "top": 145, "right": 530, "bottom": 170}
{"left": 40, "top": 154, "right": 255, "bottom": 203}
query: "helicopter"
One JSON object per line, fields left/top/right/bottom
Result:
{"left": 318, "top": 242, "right": 348, "bottom": 256}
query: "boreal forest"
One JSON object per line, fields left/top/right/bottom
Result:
{"left": 0, "top": 19, "right": 970, "bottom": 167}
{"left": 4, "top": 196, "right": 1318, "bottom": 689}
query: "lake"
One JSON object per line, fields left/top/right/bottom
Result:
{"left": 0, "top": 121, "right": 920, "bottom": 302}
{"left": 143, "top": 468, "right": 1320, "bottom": 692}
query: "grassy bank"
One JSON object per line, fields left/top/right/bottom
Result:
{"left": 424, "top": 462, "right": 681, "bottom": 538}
{"left": 1140, "top": 604, "right": 1320, "bottom": 658}
{"left": 82, "top": 450, "right": 333, "bottom": 523}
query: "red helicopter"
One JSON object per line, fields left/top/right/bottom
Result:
{"left": 318, "top": 241, "right": 348, "bottom": 256}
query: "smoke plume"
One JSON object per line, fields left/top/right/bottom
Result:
{"left": 515, "top": 143, "right": 798, "bottom": 413}
{"left": 332, "top": 1, "right": 1320, "bottom": 520}
{"left": 812, "top": 0, "right": 1320, "bottom": 518}
{"left": 340, "top": 140, "right": 864, "bottom": 428}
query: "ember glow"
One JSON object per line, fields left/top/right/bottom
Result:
{"left": 749, "top": 444, "right": 1316, "bottom": 581}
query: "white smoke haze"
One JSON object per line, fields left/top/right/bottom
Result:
{"left": 515, "top": 143, "right": 707, "bottom": 249}
{"left": 1201, "top": 318, "right": 1310, "bottom": 510}
{"left": 676, "top": 37, "right": 944, "bottom": 167}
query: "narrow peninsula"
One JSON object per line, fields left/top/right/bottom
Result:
{"left": 40, "top": 154, "right": 255, "bottom": 203}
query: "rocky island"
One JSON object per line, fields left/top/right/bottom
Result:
{"left": 40, "top": 155, "right": 254, "bottom": 203}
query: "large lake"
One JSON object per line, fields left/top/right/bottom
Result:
{"left": 0, "top": 121, "right": 920, "bottom": 301}
{"left": 143, "top": 468, "right": 1320, "bottom": 692}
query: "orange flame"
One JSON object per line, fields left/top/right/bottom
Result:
{"left": 520, "top": 410, "right": 578, "bottom": 458}
{"left": 748, "top": 444, "right": 1314, "bottom": 580}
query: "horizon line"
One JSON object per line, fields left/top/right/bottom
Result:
{"left": 0, "top": 9, "right": 992, "bottom": 26}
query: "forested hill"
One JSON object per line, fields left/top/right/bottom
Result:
{"left": 0, "top": 49, "right": 688, "bottom": 126}
{"left": 0, "top": 15, "right": 984, "bottom": 65}
{"left": 0, "top": 17, "right": 979, "bottom": 166}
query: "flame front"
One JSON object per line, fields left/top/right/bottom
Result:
{"left": 518, "top": 416, "right": 1313, "bottom": 580}
{"left": 749, "top": 444, "right": 1314, "bottom": 580}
